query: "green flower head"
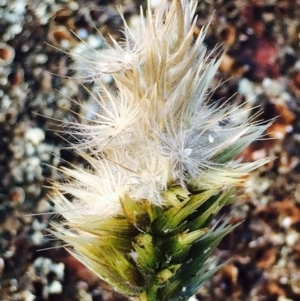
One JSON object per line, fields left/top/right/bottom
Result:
{"left": 51, "top": 1, "right": 270, "bottom": 300}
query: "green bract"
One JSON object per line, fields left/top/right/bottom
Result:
{"left": 52, "top": 188, "right": 239, "bottom": 300}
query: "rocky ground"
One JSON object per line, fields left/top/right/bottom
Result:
{"left": 0, "top": 0, "right": 300, "bottom": 300}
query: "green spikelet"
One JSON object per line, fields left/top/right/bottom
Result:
{"left": 54, "top": 188, "right": 238, "bottom": 300}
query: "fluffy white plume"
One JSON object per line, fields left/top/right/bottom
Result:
{"left": 53, "top": 0, "right": 269, "bottom": 219}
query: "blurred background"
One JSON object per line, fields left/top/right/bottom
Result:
{"left": 0, "top": 0, "right": 300, "bottom": 300}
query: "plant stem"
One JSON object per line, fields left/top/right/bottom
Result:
{"left": 138, "top": 277, "right": 158, "bottom": 301}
